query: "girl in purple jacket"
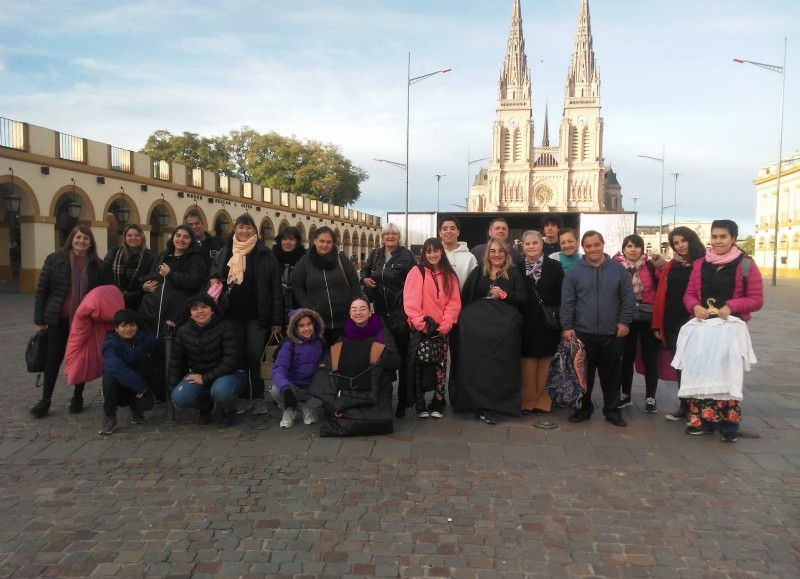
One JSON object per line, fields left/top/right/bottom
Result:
{"left": 270, "top": 308, "right": 325, "bottom": 428}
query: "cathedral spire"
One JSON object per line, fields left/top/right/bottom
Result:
{"left": 565, "top": 0, "right": 599, "bottom": 99}
{"left": 541, "top": 101, "right": 550, "bottom": 147}
{"left": 498, "top": 0, "right": 531, "bottom": 102}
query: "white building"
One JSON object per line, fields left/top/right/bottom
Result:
{"left": 754, "top": 151, "right": 800, "bottom": 275}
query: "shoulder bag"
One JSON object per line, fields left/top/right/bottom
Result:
{"left": 531, "top": 284, "right": 561, "bottom": 331}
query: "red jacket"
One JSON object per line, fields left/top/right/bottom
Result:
{"left": 64, "top": 285, "right": 125, "bottom": 385}
{"left": 403, "top": 265, "right": 461, "bottom": 335}
{"left": 683, "top": 257, "right": 763, "bottom": 322}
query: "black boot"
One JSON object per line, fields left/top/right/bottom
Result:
{"left": 30, "top": 399, "right": 51, "bottom": 418}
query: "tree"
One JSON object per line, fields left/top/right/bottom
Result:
{"left": 739, "top": 235, "right": 755, "bottom": 256}
{"left": 140, "top": 127, "right": 367, "bottom": 205}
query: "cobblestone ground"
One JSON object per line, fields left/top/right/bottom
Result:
{"left": 0, "top": 281, "right": 798, "bottom": 578}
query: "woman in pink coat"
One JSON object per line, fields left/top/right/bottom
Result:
{"left": 402, "top": 238, "right": 461, "bottom": 418}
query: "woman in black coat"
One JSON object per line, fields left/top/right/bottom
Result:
{"left": 292, "top": 226, "right": 361, "bottom": 346}
{"left": 103, "top": 223, "right": 156, "bottom": 311}
{"left": 272, "top": 226, "right": 306, "bottom": 323}
{"left": 360, "top": 223, "right": 416, "bottom": 416}
{"left": 209, "top": 214, "right": 283, "bottom": 415}
{"left": 31, "top": 225, "right": 110, "bottom": 418}
{"left": 456, "top": 238, "right": 527, "bottom": 424}
{"left": 518, "top": 230, "right": 564, "bottom": 415}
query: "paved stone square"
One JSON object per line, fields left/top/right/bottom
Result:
{"left": 0, "top": 281, "right": 798, "bottom": 578}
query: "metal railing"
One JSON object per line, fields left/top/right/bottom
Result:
{"left": 0, "top": 117, "right": 26, "bottom": 150}
{"left": 59, "top": 132, "right": 85, "bottom": 162}
{"left": 153, "top": 160, "right": 171, "bottom": 181}
{"left": 111, "top": 146, "right": 132, "bottom": 172}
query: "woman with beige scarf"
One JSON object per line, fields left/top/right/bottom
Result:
{"left": 210, "top": 214, "right": 283, "bottom": 417}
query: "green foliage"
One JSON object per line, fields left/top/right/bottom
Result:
{"left": 140, "top": 127, "right": 367, "bottom": 206}
{"left": 739, "top": 235, "right": 755, "bottom": 256}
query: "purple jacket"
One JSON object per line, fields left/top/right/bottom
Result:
{"left": 272, "top": 308, "right": 325, "bottom": 392}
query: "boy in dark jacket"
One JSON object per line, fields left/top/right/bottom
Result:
{"left": 99, "top": 309, "right": 157, "bottom": 435}
{"left": 270, "top": 308, "right": 325, "bottom": 428}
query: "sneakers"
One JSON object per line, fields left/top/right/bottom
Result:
{"left": 476, "top": 411, "right": 498, "bottom": 425}
{"left": 251, "top": 398, "right": 268, "bottom": 415}
{"left": 686, "top": 426, "right": 712, "bottom": 436}
{"left": 429, "top": 398, "right": 445, "bottom": 419}
{"left": 302, "top": 405, "right": 318, "bottom": 425}
{"left": 721, "top": 431, "right": 739, "bottom": 443}
{"left": 416, "top": 403, "right": 430, "bottom": 419}
{"left": 98, "top": 416, "right": 117, "bottom": 435}
{"left": 616, "top": 395, "right": 632, "bottom": 409}
{"left": 30, "top": 399, "right": 51, "bottom": 418}
{"left": 644, "top": 397, "right": 657, "bottom": 413}
{"left": 280, "top": 408, "right": 296, "bottom": 428}
{"left": 68, "top": 396, "right": 84, "bottom": 414}
{"left": 665, "top": 403, "right": 689, "bottom": 422}
{"left": 129, "top": 408, "right": 145, "bottom": 425}
{"left": 235, "top": 399, "right": 252, "bottom": 415}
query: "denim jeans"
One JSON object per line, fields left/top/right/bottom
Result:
{"left": 171, "top": 371, "right": 247, "bottom": 413}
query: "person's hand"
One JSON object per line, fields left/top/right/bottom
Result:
{"left": 159, "top": 263, "right": 171, "bottom": 277}
{"left": 616, "top": 324, "right": 629, "bottom": 338}
{"left": 654, "top": 330, "right": 661, "bottom": 341}
{"left": 489, "top": 285, "right": 505, "bottom": 300}
{"left": 561, "top": 329, "right": 575, "bottom": 341}
{"left": 693, "top": 305, "right": 710, "bottom": 320}
{"left": 142, "top": 280, "right": 158, "bottom": 293}
{"left": 35, "top": 324, "right": 47, "bottom": 334}
{"left": 184, "top": 373, "right": 203, "bottom": 384}
{"left": 718, "top": 305, "right": 732, "bottom": 320}
{"left": 363, "top": 278, "right": 377, "bottom": 289}
{"left": 283, "top": 389, "right": 297, "bottom": 409}
{"left": 438, "top": 321, "right": 453, "bottom": 336}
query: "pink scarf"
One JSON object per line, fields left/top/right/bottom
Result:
{"left": 226, "top": 235, "right": 257, "bottom": 285}
{"left": 705, "top": 245, "right": 742, "bottom": 265}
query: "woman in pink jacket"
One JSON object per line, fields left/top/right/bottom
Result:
{"left": 403, "top": 238, "right": 461, "bottom": 418}
{"left": 613, "top": 234, "right": 663, "bottom": 413}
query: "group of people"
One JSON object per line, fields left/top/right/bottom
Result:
{"left": 30, "top": 210, "right": 762, "bottom": 442}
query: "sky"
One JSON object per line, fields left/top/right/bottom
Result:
{"left": 2, "top": 0, "right": 799, "bottom": 236}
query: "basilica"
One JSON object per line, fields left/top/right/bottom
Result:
{"left": 469, "top": 0, "right": 623, "bottom": 213}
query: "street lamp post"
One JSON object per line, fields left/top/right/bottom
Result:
{"left": 734, "top": 38, "right": 787, "bottom": 287}
{"left": 405, "top": 52, "right": 451, "bottom": 241}
{"left": 638, "top": 146, "right": 666, "bottom": 251}
{"left": 665, "top": 172, "right": 682, "bottom": 230}
{"left": 433, "top": 174, "right": 446, "bottom": 212}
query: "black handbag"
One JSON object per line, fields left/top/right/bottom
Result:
{"left": 633, "top": 302, "right": 654, "bottom": 323}
{"left": 26, "top": 332, "right": 47, "bottom": 387}
{"left": 531, "top": 285, "right": 561, "bottom": 331}
{"left": 417, "top": 333, "right": 447, "bottom": 365}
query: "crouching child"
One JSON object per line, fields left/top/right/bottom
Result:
{"left": 99, "top": 309, "right": 157, "bottom": 435}
{"left": 270, "top": 308, "right": 325, "bottom": 428}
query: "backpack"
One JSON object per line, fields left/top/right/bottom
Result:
{"left": 546, "top": 338, "right": 587, "bottom": 407}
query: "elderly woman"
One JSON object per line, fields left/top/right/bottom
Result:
{"left": 457, "top": 238, "right": 527, "bottom": 424}
{"left": 519, "top": 230, "right": 564, "bottom": 415}
{"left": 548, "top": 227, "right": 582, "bottom": 274}
{"left": 31, "top": 225, "right": 110, "bottom": 418}
{"left": 613, "top": 234, "right": 663, "bottom": 413}
{"left": 679, "top": 219, "right": 763, "bottom": 442}
{"left": 272, "top": 226, "right": 306, "bottom": 323}
{"left": 292, "top": 226, "right": 361, "bottom": 346}
{"left": 652, "top": 226, "right": 707, "bottom": 421}
{"left": 210, "top": 214, "right": 283, "bottom": 415}
{"left": 361, "top": 223, "right": 416, "bottom": 416}
{"left": 104, "top": 224, "right": 155, "bottom": 311}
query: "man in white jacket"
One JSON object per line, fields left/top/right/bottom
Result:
{"left": 439, "top": 216, "right": 478, "bottom": 290}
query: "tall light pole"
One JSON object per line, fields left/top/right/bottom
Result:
{"left": 734, "top": 38, "right": 787, "bottom": 287}
{"left": 433, "top": 174, "right": 446, "bottom": 212}
{"left": 405, "top": 53, "right": 451, "bottom": 242}
{"left": 666, "top": 172, "right": 682, "bottom": 229}
{"left": 638, "top": 145, "right": 666, "bottom": 251}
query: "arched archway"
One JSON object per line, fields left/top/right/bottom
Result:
{"left": 295, "top": 222, "right": 306, "bottom": 245}
{"left": 359, "top": 232, "right": 367, "bottom": 262}
{"left": 308, "top": 224, "right": 318, "bottom": 242}
{"left": 51, "top": 185, "right": 94, "bottom": 247}
{"left": 260, "top": 217, "right": 275, "bottom": 247}
{"left": 342, "top": 229, "right": 351, "bottom": 258}
{"left": 212, "top": 210, "right": 233, "bottom": 238}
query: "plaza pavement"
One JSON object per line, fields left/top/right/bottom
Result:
{"left": 0, "top": 280, "right": 797, "bottom": 578}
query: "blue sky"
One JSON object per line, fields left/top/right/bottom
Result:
{"left": 2, "top": 0, "right": 799, "bottom": 235}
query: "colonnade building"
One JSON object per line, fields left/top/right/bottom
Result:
{"left": 754, "top": 151, "right": 800, "bottom": 275}
{"left": 0, "top": 117, "right": 382, "bottom": 293}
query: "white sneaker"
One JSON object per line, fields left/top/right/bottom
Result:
{"left": 302, "top": 405, "right": 318, "bottom": 425}
{"left": 251, "top": 398, "right": 268, "bottom": 415}
{"left": 236, "top": 399, "right": 252, "bottom": 415}
{"left": 280, "top": 408, "right": 295, "bottom": 428}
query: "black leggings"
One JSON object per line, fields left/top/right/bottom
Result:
{"left": 620, "top": 320, "right": 660, "bottom": 399}
{"left": 40, "top": 317, "right": 84, "bottom": 402}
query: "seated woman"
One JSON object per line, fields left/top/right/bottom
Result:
{"left": 270, "top": 308, "right": 326, "bottom": 429}
{"left": 168, "top": 294, "right": 246, "bottom": 426}
{"left": 310, "top": 295, "right": 401, "bottom": 436}
{"left": 457, "top": 237, "right": 527, "bottom": 424}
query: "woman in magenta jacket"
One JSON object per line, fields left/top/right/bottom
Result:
{"left": 402, "top": 238, "right": 462, "bottom": 418}
{"left": 682, "top": 219, "right": 764, "bottom": 442}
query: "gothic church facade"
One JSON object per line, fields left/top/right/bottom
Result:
{"left": 469, "top": 0, "right": 623, "bottom": 213}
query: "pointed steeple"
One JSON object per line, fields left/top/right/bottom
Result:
{"left": 498, "top": 0, "right": 531, "bottom": 102}
{"left": 541, "top": 101, "right": 550, "bottom": 147}
{"left": 565, "top": 0, "right": 600, "bottom": 99}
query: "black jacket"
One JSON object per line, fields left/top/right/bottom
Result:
{"left": 103, "top": 246, "right": 156, "bottom": 311}
{"left": 360, "top": 246, "right": 416, "bottom": 325}
{"left": 168, "top": 309, "right": 242, "bottom": 387}
{"left": 519, "top": 256, "right": 564, "bottom": 358}
{"left": 461, "top": 265, "right": 528, "bottom": 307}
{"left": 194, "top": 234, "right": 224, "bottom": 273}
{"left": 292, "top": 250, "right": 361, "bottom": 332}
{"left": 210, "top": 237, "right": 284, "bottom": 328}
{"left": 34, "top": 252, "right": 109, "bottom": 326}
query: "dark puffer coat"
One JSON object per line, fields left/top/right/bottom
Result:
{"left": 103, "top": 246, "right": 156, "bottom": 311}
{"left": 292, "top": 250, "right": 361, "bottom": 333}
{"left": 210, "top": 237, "right": 284, "bottom": 328}
{"left": 360, "top": 245, "right": 416, "bottom": 333}
{"left": 34, "top": 252, "right": 109, "bottom": 326}
{"left": 168, "top": 299, "right": 242, "bottom": 388}
{"left": 101, "top": 329, "right": 158, "bottom": 394}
